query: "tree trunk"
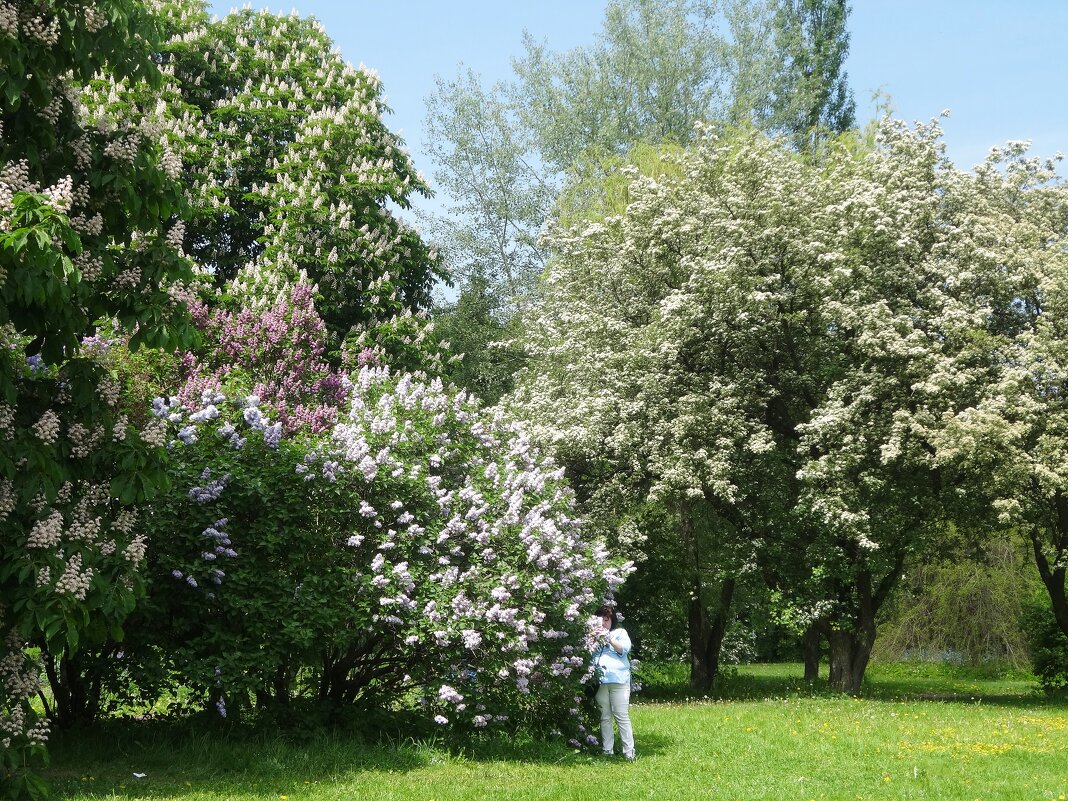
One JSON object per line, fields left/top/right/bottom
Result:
{"left": 687, "top": 577, "right": 736, "bottom": 690}
{"left": 803, "top": 624, "right": 821, "bottom": 681}
{"left": 1031, "top": 521, "right": 1068, "bottom": 638}
{"left": 826, "top": 568, "right": 880, "bottom": 694}
{"left": 826, "top": 628, "right": 873, "bottom": 694}
{"left": 679, "top": 499, "right": 735, "bottom": 690}
{"left": 42, "top": 646, "right": 105, "bottom": 728}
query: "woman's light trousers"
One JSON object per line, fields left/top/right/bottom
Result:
{"left": 595, "top": 682, "right": 634, "bottom": 758}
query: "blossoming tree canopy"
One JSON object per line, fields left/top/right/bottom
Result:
{"left": 509, "top": 118, "right": 1066, "bottom": 692}
{"left": 94, "top": 1, "right": 445, "bottom": 348}
{"left": 145, "top": 366, "right": 633, "bottom": 735}
{"left": 1, "top": 0, "right": 197, "bottom": 787}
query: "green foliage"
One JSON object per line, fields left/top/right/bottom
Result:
{"left": 433, "top": 276, "right": 527, "bottom": 406}
{"left": 423, "top": 68, "right": 554, "bottom": 312}
{"left": 555, "top": 142, "right": 686, "bottom": 228}
{"left": 1024, "top": 592, "right": 1068, "bottom": 695}
{"left": 757, "top": 0, "right": 855, "bottom": 148}
{"left": 511, "top": 0, "right": 731, "bottom": 169}
{"left": 610, "top": 508, "right": 688, "bottom": 662}
{"left": 875, "top": 536, "right": 1039, "bottom": 668}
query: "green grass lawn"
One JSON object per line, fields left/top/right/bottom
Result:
{"left": 46, "top": 662, "right": 1068, "bottom": 801}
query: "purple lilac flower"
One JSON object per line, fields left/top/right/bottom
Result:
{"left": 438, "top": 685, "right": 464, "bottom": 704}
{"left": 243, "top": 407, "right": 265, "bottom": 430}
{"left": 462, "top": 630, "right": 482, "bottom": 650}
{"left": 263, "top": 422, "right": 282, "bottom": 449}
{"left": 188, "top": 473, "right": 230, "bottom": 503}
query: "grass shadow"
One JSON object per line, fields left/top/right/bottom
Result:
{"left": 46, "top": 716, "right": 430, "bottom": 799}
{"left": 46, "top": 710, "right": 649, "bottom": 798}
{"left": 633, "top": 660, "right": 1068, "bottom": 711}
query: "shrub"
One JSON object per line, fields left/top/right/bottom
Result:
{"left": 137, "top": 367, "right": 632, "bottom": 745}
{"left": 1023, "top": 592, "right": 1068, "bottom": 694}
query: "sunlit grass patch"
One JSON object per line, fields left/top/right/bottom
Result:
{"left": 47, "top": 662, "right": 1068, "bottom": 801}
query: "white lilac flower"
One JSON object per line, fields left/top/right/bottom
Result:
{"left": 438, "top": 685, "right": 463, "bottom": 704}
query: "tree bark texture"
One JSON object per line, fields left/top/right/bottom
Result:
{"left": 824, "top": 557, "right": 904, "bottom": 694}
{"left": 679, "top": 498, "right": 736, "bottom": 691}
{"left": 803, "top": 624, "right": 822, "bottom": 681}
{"left": 1031, "top": 508, "right": 1068, "bottom": 639}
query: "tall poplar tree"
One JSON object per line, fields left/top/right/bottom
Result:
{"left": 761, "top": 0, "right": 855, "bottom": 149}
{"left": 425, "top": 0, "right": 858, "bottom": 398}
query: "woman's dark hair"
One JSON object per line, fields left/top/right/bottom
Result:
{"left": 595, "top": 605, "right": 616, "bottom": 626}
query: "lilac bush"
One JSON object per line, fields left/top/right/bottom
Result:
{"left": 178, "top": 283, "right": 348, "bottom": 434}
{"left": 141, "top": 366, "right": 632, "bottom": 740}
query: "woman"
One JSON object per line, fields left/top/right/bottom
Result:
{"left": 592, "top": 604, "right": 635, "bottom": 760}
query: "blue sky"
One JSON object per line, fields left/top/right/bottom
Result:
{"left": 209, "top": 0, "right": 1067, "bottom": 201}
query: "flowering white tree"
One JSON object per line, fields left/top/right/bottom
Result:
{"left": 0, "top": 0, "right": 197, "bottom": 792}
{"left": 926, "top": 142, "right": 1068, "bottom": 648}
{"left": 509, "top": 118, "right": 1043, "bottom": 692}
{"left": 90, "top": 1, "right": 444, "bottom": 357}
{"left": 508, "top": 129, "right": 830, "bottom": 689}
